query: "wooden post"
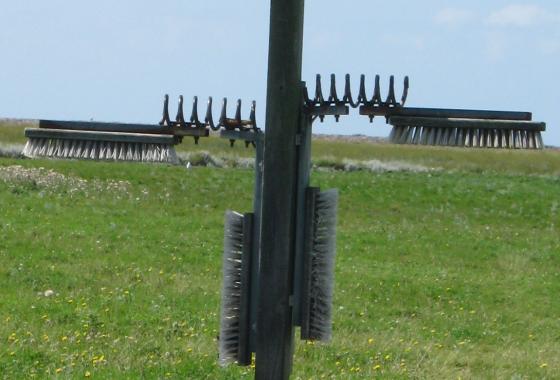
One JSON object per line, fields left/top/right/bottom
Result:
{"left": 256, "top": 0, "right": 305, "bottom": 379}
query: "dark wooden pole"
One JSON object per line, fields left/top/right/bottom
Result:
{"left": 255, "top": 1, "right": 305, "bottom": 379}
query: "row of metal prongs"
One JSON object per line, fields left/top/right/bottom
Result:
{"left": 303, "top": 74, "right": 409, "bottom": 122}
{"left": 159, "top": 95, "right": 258, "bottom": 132}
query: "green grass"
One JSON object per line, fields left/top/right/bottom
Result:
{"left": 0, "top": 123, "right": 28, "bottom": 144}
{"left": 1, "top": 123, "right": 559, "bottom": 378}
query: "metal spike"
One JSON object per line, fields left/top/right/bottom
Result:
{"left": 342, "top": 74, "right": 357, "bottom": 107}
{"left": 205, "top": 97, "right": 218, "bottom": 131}
{"left": 315, "top": 74, "right": 325, "bottom": 105}
{"left": 357, "top": 75, "right": 367, "bottom": 104}
{"left": 372, "top": 75, "right": 382, "bottom": 105}
{"left": 220, "top": 98, "right": 228, "bottom": 129}
{"left": 401, "top": 76, "right": 409, "bottom": 106}
{"left": 235, "top": 99, "right": 242, "bottom": 125}
{"left": 328, "top": 74, "right": 339, "bottom": 104}
{"left": 385, "top": 76, "right": 397, "bottom": 105}
{"left": 176, "top": 95, "right": 186, "bottom": 126}
{"left": 250, "top": 101, "right": 257, "bottom": 130}
{"left": 190, "top": 96, "right": 200, "bottom": 125}
{"left": 159, "top": 94, "right": 171, "bottom": 126}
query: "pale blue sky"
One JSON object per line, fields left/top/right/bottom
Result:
{"left": 1, "top": 1, "right": 558, "bottom": 145}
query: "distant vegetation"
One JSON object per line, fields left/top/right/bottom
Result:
{"left": 1, "top": 120, "right": 559, "bottom": 378}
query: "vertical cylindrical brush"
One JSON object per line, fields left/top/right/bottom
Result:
{"left": 219, "top": 211, "right": 254, "bottom": 366}
{"left": 301, "top": 187, "right": 339, "bottom": 342}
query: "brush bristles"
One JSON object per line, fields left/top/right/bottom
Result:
{"left": 307, "top": 189, "right": 338, "bottom": 342}
{"left": 219, "top": 211, "right": 245, "bottom": 366}
{"left": 389, "top": 126, "right": 544, "bottom": 149}
{"left": 22, "top": 137, "right": 178, "bottom": 163}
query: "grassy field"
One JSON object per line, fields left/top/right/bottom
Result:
{"left": 1, "top": 123, "right": 559, "bottom": 379}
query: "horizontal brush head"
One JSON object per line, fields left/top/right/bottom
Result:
{"left": 388, "top": 117, "right": 546, "bottom": 149}
{"left": 23, "top": 128, "right": 178, "bottom": 163}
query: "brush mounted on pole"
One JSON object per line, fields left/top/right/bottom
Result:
{"left": 218, "top": 123, "right": 264, "bottom": 367}
{"left": 217, "top": 83, "right": 341, "bottom": 377}
{"left": 305, "top": 74, "right": 547, "bottom": 149}
{"left": 305, "top": 74, "right": 546, "bottom": 149}
{"left": 22, "top": 94, "right": 258, "bottom": 163}
{"left": 255, "top": 0, "right": 305, "bottom": 378}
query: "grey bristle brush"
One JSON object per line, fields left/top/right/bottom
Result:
{"left": 23, "top": 127, "right": 180, "bottom": 164}
{"left": 301, "top": 187, "right": 338, "bottom": 342}
{"left": 388, "top": 116, "right": 546, "bottom": 149}
{"left": 219, "top": 210, "right": 253, "bottom": 366}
